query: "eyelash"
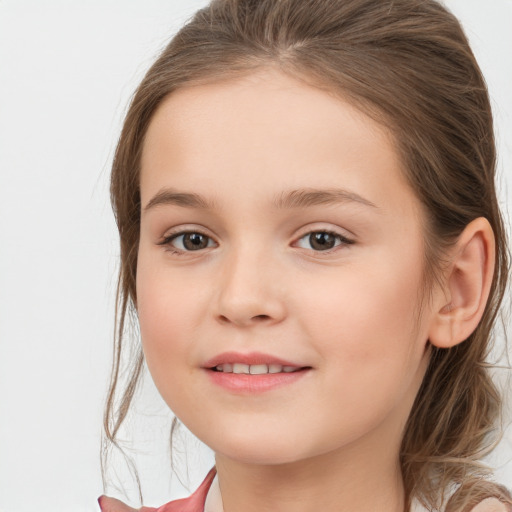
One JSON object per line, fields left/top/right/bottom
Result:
{"left": 158, "top": 229, "right": 355, "bottom": 256}
{"left": 295, "top": 230, "right": 355, "bottom": 252}
{"left": 158, "top": 230, "right": 216, "bottom": 255}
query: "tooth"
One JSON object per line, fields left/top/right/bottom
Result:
{"left": 283, "top": 366, "right": 297, "bottom": 373}
{"left": 232, "top": 363, "right": 250, "bottom": 374}
{"left": 249, "top": 364, "right": 268, "bottom": 375}
{"left": 222, "top": 363, "right": 233, "bottom": 373}
{"left": 269, "top": 364, "right": 282, "bottom": 374}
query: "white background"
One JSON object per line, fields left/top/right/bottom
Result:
{"left": 0, "top": 1, "right": 511, "bottom": 511}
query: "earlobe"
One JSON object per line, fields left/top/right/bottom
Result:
{"left": 428, "top": 217, "right": 495, "bottom": 349}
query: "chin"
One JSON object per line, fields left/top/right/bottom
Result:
{"left": 204, "top": 430, "right": 308, "bottom": 466}
{"left": 219, "top": 448, "right": 305, "bottom": 466}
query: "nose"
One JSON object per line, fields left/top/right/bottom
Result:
{"left": 213, "top": 246, "right": 287, "bottom": 328}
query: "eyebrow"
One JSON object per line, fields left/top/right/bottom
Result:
{"left": 143, "top": 187, "right": 377, "bottom": 212}
{"left": 144, "top": 189, "right": 217, "bottom": 211}
{"left": 273, "top": 188, "right": 377, "bottom": 210}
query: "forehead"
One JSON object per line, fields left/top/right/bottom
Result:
{"left": 140, "top": 67, "right": 419, "bottom": 219}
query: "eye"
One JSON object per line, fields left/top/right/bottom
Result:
{"left": 295, "top": 231, "right": 354, "bottom": 252}
{"left": 160, "top": 231, "right": 216, "bottom": 253}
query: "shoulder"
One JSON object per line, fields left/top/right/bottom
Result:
{"left": 443, "top": 480, "right": 512, "bottom": 512}
{"left": 469, "top": 498, "right": 511, "bottom": 512}
{"left": 98, "top": 467, "right": 217, "bottom": 512}
{"left": 158, "top": 467, "right": 217, "bottom": 512}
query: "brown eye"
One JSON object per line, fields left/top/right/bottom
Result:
{"left": 182, "top": 233, "right": 209, "bottom": 250}
{"left": 165, "top": 232, "right": 215, "bottom": 252}
{"left": 296, "top": 231, "right": 354, "bottom": 252}
{"left": 309, "top": 232, "right": 336, "bottom": 250}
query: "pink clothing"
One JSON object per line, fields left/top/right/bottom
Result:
{"left": 149, "top": 467, "right": 217, "bottom": 512}
{"left": 98, "top": 467, "right": 510, "bottom": 512}
{"left": 98, "top": 467, "right": 217, "bottom": 512}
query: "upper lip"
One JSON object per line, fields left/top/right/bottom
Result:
{"left": 202, "top": 351, "right": 308, "bottom": 369}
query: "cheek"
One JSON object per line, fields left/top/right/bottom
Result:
{"left": 135, "top": 258, "right": 200, "bottom": 393}
{"left": 291, "top": 258, "right": 427, "bottom": 445}
{"left": 298, "top": 248, "right": 426, "bottom": 383}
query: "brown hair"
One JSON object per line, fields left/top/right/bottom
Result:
{"left": 102, "top": 0, "right": 511, "bottom": 510}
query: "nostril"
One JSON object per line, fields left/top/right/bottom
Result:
{"left": 216, "top": 313, "right": 271, "bottom": 326}
{"left": 253, "top": 314, "right": 271, "bottom": 321}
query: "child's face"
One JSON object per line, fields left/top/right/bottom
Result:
{"left": 137, "top": 68, "right": 438, "bottom": 467}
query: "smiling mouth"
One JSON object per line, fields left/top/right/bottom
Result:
{"left": 210, "top": 363, "right": 309, "bottom": 374}
{"left": 206, "top": 359, "right": 312, "bottom": 392}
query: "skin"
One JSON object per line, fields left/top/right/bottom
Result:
{"left": 132, "top": 67, "right": 493, "bottom": 512}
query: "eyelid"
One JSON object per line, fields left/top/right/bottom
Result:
{"left": 158, "top": 223, "right": 214, "bottom": 241}
{"left": 156, "top": 224, "right": 355, "bottom": 255}
{"left": 294, "top": 223, "right": 355, "bottom": 241}
{"left": 292, "top": 226, "right": 355, "bottom": 253}
{"left": 157, "top": 226, "right": 218, "bottom": 254}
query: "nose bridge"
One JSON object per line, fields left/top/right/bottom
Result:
{"left": 214, "top": 239, "right": 286, "bottom": 326}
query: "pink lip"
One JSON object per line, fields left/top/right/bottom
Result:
{"left": 202, "top": 351, "right": 305, "bottom": 369}
{"left": 205, "top": 368, "right": 311, "bottom": 393}
{"left": 202, "top": 351, "right": 312, "bottom": 393}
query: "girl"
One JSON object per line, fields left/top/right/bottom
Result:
{"left": 98, "top": 0, "right": 512, "bottom": 511}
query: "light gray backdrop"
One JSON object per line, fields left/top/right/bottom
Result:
{"left": 0, "top": 1, "right": 511, "bottom": 511}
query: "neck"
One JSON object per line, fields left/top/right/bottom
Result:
{"left": 214, "top": 435, "right": 406, "bottom": 512}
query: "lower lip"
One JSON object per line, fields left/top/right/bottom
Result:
{"left": 205, "top": 368, "right": 310, "bottom": 393}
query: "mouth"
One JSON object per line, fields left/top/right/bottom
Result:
{"left": 203, "top": 352, "right": 312, "bottom": 393}
{"left": 210, "top": 363, "right": 307, "bottom": 374}
{"left": 202, "top": 351, "right": 311, "bottom": 373}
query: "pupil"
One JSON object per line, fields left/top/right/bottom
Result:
{"left": 184, "top": 233, "right": 208, "bottom": 250}
{"left": 310, "top": 232, "right": 335, "bottom": 251}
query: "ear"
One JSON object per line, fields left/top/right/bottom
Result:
{"left": 428, "top": 217, "right": 495, "bottom": 349}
